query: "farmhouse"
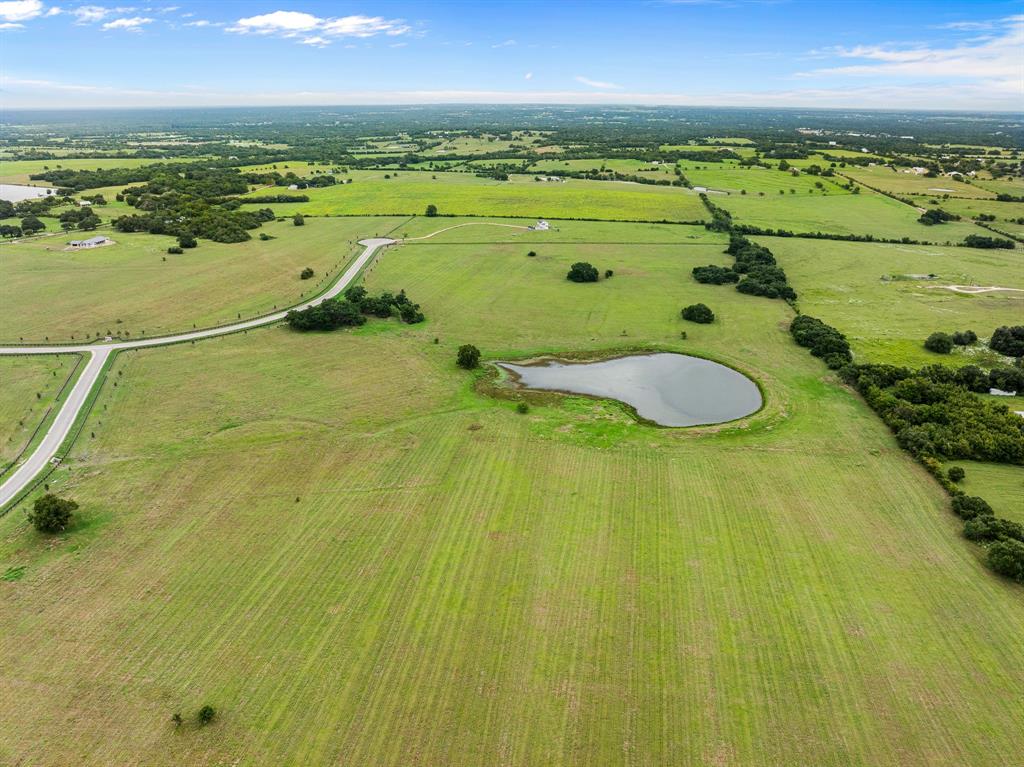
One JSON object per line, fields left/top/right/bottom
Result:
{"left": 529, "top": 219, "right": 551, "bottom": 231}
{"left": 67, "top": 236, "right": 110, "bottom": 249}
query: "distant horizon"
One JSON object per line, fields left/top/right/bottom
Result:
{"left": 1, "top": 1, "right": 1021, "bottom": 111}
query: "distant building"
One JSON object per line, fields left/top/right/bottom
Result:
{"left": 530, "top": 220, "right": 551, "bottom": 231}
{"left": 78, "top": 199, "right": 92, "bottom": 206}
{"left": 67, "top": 236, "right": 110, "bottom": 249}
{"left": 692, "top": 186, "right": 708, "bottom": 193}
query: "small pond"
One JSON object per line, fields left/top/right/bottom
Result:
{"left": 498, "top": 352, "right": 762, "bottom": 427}
{"left": 0, "top": 184, "right": 59, "bottom": 203}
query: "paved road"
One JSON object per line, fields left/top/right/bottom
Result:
{"left": 0, "top": 238, "right": 394, "bottom": 509}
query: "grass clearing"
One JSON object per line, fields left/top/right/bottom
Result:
{"left": 941, "top": 460, "right": 1024, "bottom": 524}
{"left": 0, "top": 217, "right": 408, "bottom": 342}
{"left": 841, "top": 166, "right": 993, "bottom": 198}
{"left": 0, "top": 355, "right": 75, "bottom": 466}
{"left": 765, "top": 237, "right": 1023, "bottom": 366}
{"left": 721, "top": 190, "right": 988, "bottom": 242}
{"left": 1, "top": 221, "right": 1022, "bottom": 764}
{"left": 0, "top": 157, "right": 199, "bottom": 185}
{"left": 682, "top": 161, "right": 848, "bottom": 195}
{"left": 239, "top": 170, "right": 707, "bottom": 223}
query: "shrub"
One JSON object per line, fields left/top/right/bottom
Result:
{"left": 300, "top": 267, "right": 314, "bottom": 280}
{"left": 197, "top": 705, "right": 216, "bottom": 726}
{"left": 566, "top": 262, "right": 599, "bottom": 283}
{"left": 293, "top": 213, "right": 305, "bottom": 226}
{"left": 987, "top": 539, "right": 1024, "bottom": 583}
{"left": 951, "top": 330, "right": 977, "bottom": 346}
{"left": 27, "top": 494, "right": 78, "bottom": 534}
{"left": 951, "top": 495, "right": 994, "bottom": 520}
{"left": 947, "top": 466, "right": 965, "bottom": 483}
{"left": 692, "top": 264, "right": 739, "bottom": 284}
{"left": 167, "top": 246, "right": 183, "bottom": 255}
{"left": 963, "top": 234, "right": 1014, "bottom": 249}
{"left": 286, "top": 298, "right": 365, "bottom": 331}
{"left": 918, "top": 208, "right": 958, "bottom": 225}
{"left": 425, "top": 204, "right": 438, "bottom": 217}
{"left": 516, "top": 401, "right": 530, "bottom": 414}
{"left": 681, "top": 303, "right": 714, "bottom": 324}
{"left": 178, "top": 234, "right": 197, "bottom": 249}
{"left": 790, "top": 315, "right": 852, "bottom": 361}
{"left": 924, "top": 332, "right": 954, "bottom": 354}
{"left": 398, "top": 303, "right": 425, "bottom": 324}
{"left": 604, "top": 269, "right": 614, "bottom": 279}
{"left": 989, "top": 326, "right": 1024, "bottom": 357}
{"left": 456, "top": 344, "right": 480, "bottom": 369}
{"left": 963, "top": 516, "right": 1024, "bottom": 543}
{"left": 527, "top": 250, "right": 537, "bottom": 257}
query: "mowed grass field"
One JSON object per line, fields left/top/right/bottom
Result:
{"left": 239, "top": 170, "right": 707, "bottom": 222}
{"left": 719, "top": 190, "right": 988, "bottom": 242}
{"left": 941, "top": 460, "right": 1024, "bottom": 524}
{"left": 1, "top": 222, "right": 1022, "bottom": 765}
{"left": 681, "top": 161, "right": 848, "bottom": 196}
{"left": 767, "top": 237, "right": 1024, "bottom": 366}
{"left": 0, "top": 354, "right": 74, "bottom": 466}
{"left": 0, "top": 157, "right": 198, "bottom": 185}
{"left": 0, "top": 217, "right": 408, "bottom": 342}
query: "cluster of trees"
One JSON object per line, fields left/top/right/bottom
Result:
{"left": 918, "top": 208, "right": 959, "bottom": 225}
{"left": 274, "top": 172, "right": 337, "bottom": 189}
{"left": 990, "top": 326, "right": 1024, "bottom": 358}
{"left": 566, "top": 262, "right": 600, "bottom": 283}
{"left": 114, "top": 202, "right": 275, "bottom": 243}
{"left": 1, "top": 214, "right": 49, "bottom": 237}
{"left": 963, "top": 234, "right": 1015, "bottom": 249}
{"left": 242, "top": 194, "right": 310, "bottom": 203}
{"left": 691, "top": 264, "right": 738, "bottom": 285}
{"left": 789, "top": 315, "right": 852, "bottom": 368}
{"left": 727, "top": 235, "right": 796, "bottom": 300}
{"left": 287, "top": 286, "right": 425, "bottom": 330}
{"left": 839, "top": 363, "right": 1024, "bottom": 465}
{"left": 681, "top": 303, "right": 714, "bottom": 323}
{"left": 58, "top": 207, "right": 101, "bottom": 231}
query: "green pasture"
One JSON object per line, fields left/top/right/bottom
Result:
{"left": 941, "top": 460, "right": 1024, "bottom": 524}
{"left": 1, "top": 221, "right": 1021, "bottom": 765}
{"left": 0, "top": 157, "right": 196, "bottom": 185}
{"left": 0, "top": 217, "right": 408, "bottom": 342}
{"left": 239, "top": 171, "right": 708, "bottom": 223}
{"left": 0, "top": 355, "right": 74, "bottom": 466}
{"left": 681, "top": 161, "right": 848, "bottom": 195}
{"left": 766, "top": 237, "right": 1024, "bottom": 366}
{"left": 841, "top": 165, "right": 994, "bottom": 198}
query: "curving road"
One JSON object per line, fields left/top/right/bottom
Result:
{"left": 0, "top": 237, "right": 395, "bottom": 509}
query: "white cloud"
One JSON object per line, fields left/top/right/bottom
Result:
{"left": 300, "top": 35, "right": 329, "bottom": 47}
{"left": 0, "top": 21, "right": 24, "bottom": 27}
{"left": 575, "top": 75, "right": 623, "bottom": 89}
{"left": 797, "top": 14, "right": 1024, "bottom": 98}
{"left": 524, "top": 72, "right": 533, "bottom": 80}
{"left": 491, "top": 38, "right": 515, "bottom": 48}
{"left": 72, "top": 5, "right": 116, "bottom": 23}
{"left": 0, "top": 0, "right": 44, "bottom": 22}
{"left": 184, "top": 18, "right": 209, "bottom": 27}
{"left": 45, "top": 4, "right": 59, "bottom": 14}
{"left": 101, "top": 15, "right": 151, "bottom": 29}
{"left": 227, "top": 10, "right": 410, "bottom": 43}
{"left": 933, "top": 20, "right": 994, "bottom": 31}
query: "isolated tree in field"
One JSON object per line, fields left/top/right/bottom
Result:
{"left": 681, "top": 303, "right": 715, "bottom": 324}
{"left": 197, "top": 705, "right": 216, "bottom": 726}
{"left": 456, "top": 344, "right": 481, "bottom": 370}
{"left": 425, "top": 204, "right": 438, "bottom": 217}
{"left": 293, "top": 213, "right": 305, "bottom": 226}
{"left": 527, "top": 250, "right": 537, "bottom": 257}
{"left": 27, "top": 494, "right": 78, "bottom": 534}
{"left": 924, "top": 332, "right": 954, "bottom": 354}
{"left": 178, "top": 234, "right": 198, "bottom": 249}
{"left": 300, "top": 267, "right": 314, "bottom": 280}
{"left": 566, "top": 261, "right": 599, "bottom": 283}
{"left": 168, "top": 246, "right": 183, "bottom": 254}
{"left": 604, "top": 269, "right": 614, "bottom": 278}
{"left": 947, "top": 466, "right": 966, "bottom": 483}
{"left": 20, "top": 215, "right": 45, "bottom": 234}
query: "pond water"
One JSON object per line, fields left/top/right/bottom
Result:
{"left": 0, "top": 184, "right": 58, "bottom": 203}
{"left": 498, "top": 352, "right": 761, "bottom": 427}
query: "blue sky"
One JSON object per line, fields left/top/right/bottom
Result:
{"left": 1, "top": 0, "right": 1021, "bottom": 110}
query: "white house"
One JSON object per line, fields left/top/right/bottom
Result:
{"left": 67, "top": 236, "right": 110, "bottom": 249}
{"left": 78, "top": 199, "right": 92, "bottom": 207}
{"left": 531, "top": 220, "right": 550, "bottom": 231}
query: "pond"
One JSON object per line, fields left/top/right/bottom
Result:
{"left": 498, "top": 352, "right": 762, "bottom": 427}
{"left": 0, "top": 184, "right": 59, "bottom": 203}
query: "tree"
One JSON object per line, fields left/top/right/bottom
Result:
{"left": 947, "top": 466, "right": 965, "bottom": 483}
{"left": 27, "top": 494, "right": 78, "bottom": 534}
{"left": 456, "top": 344, "right": 480, "bottom": 370}
{"left": 527, "top": 250, "right": 537, "bottom": 257}
{"left": 987, "top": 539, "right": 1024, "bottom": 583}
{"left": 178, "top": 234, "right": 198, "bottom": 249}
{"left": 197, "top": 705, "right": 216, "bottom": 726}
{"left": 951, "top": 330, "right": 977, "bottom": 346}
{"left": 167, "top": 246, "right": 183, "bottom": 254}
{"left": 171, "top": 713, "right": 183, "bottom": 728}
{"left": 566, "top": 262, "right": 599, "bottom": 283}
{"left": 692, "top": 265, "right": 738, "bottom": 285}
{"left": 300, "top": 267, "right": 314, "bottom": 280}
{"left": 924, "top": 332, "right": 954, "bottom": 354}
{"left": 604, "top": 269, "right": 614, "bottom": 279}
{"left": 425, "top": 204, "right": 438, "bottom": 217}
{"left": 293, "top": 213, "right": 305, "bottom": 227}
{"left": 989, "top": 326, "right": 1024, "bottom": 357}
{"left": 681, "top": 303, "right": 715, "bottom": 324}
{"left": 951, "top": 495, "right": 993, "bottom": 520}
{"left": 20, "top": 215, "right": 45, "bottom": 235}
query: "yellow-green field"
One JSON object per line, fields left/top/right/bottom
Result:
{"left": 841, "top": 165, "right": 994, "bottom": 198}
{"left": 0, "top": 217, "right": 408, "bottom": 342}
{"left": 239, "top": 171, "right": 708, "bottom": 222}
{"left": 0, "top": 355, "right": 74, "bottom": 466}
{"left": 767, "top": 237, "right": 1023, "bottom": 366}
{"left": 0, "top": 157, "right": 198, "bottom": 185}
{"left": 1, "top": 222, "right": 1022, "bottom": 765}
{"left": 942, "top": 460, "right": 1024, "bottom": 524}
